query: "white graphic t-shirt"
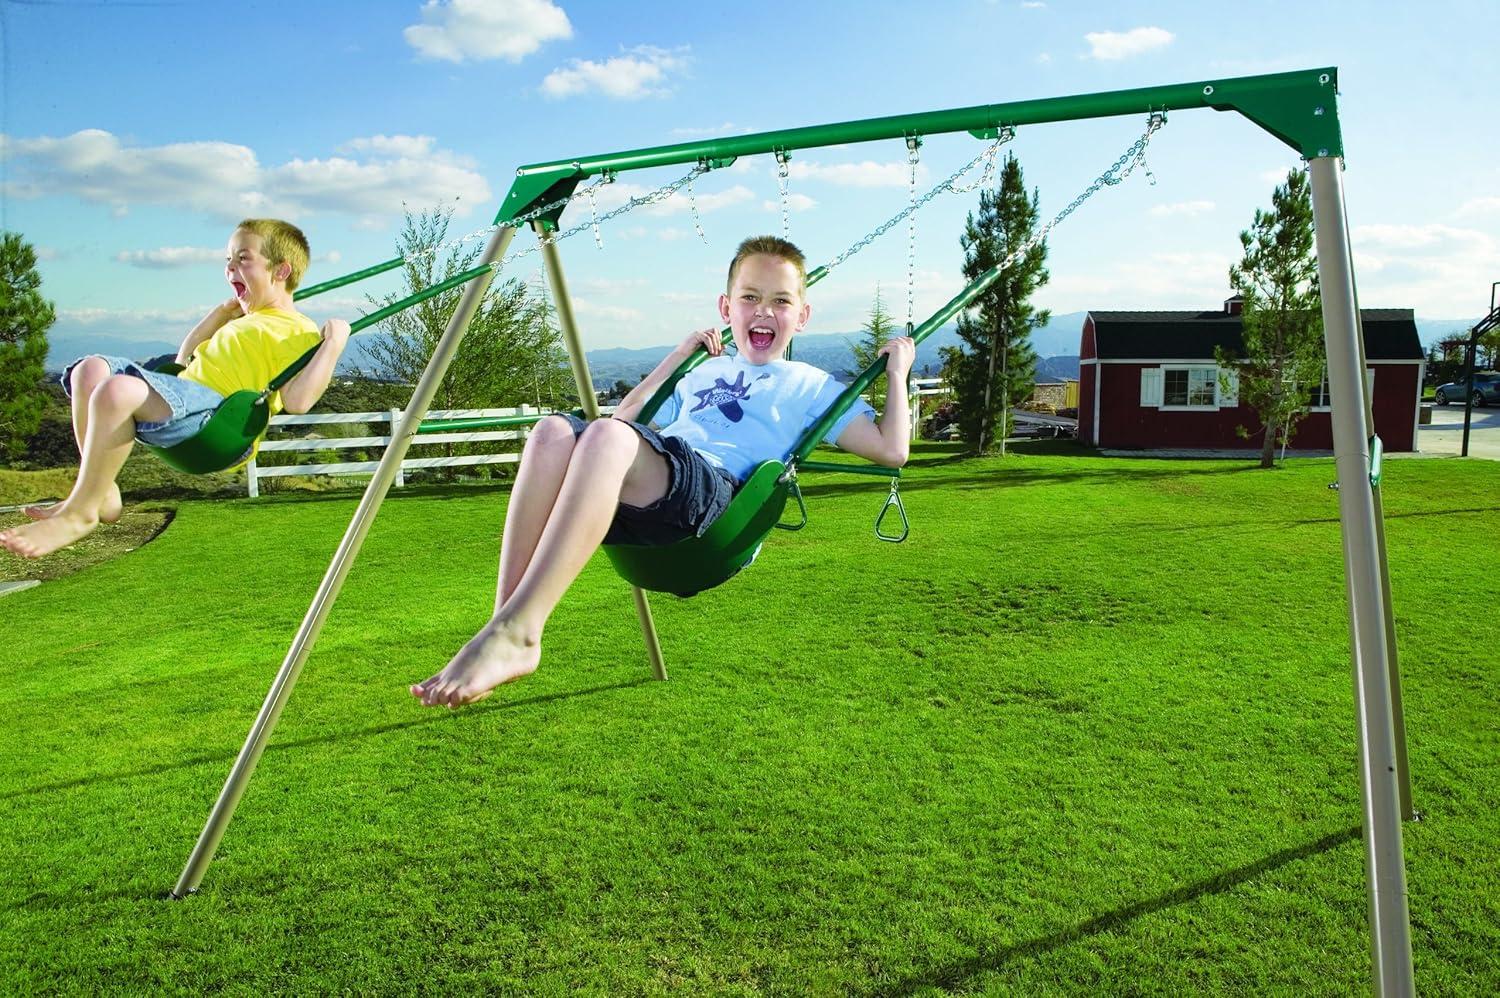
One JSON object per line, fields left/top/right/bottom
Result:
{"left": 653, "top": 354, "right": 875, "bottom": 482}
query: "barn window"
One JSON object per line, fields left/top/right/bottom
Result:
{"left": 1163, "top": 367, "right": 1218, "bottom": 407}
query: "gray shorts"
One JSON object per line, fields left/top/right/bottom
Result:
{"left": 63, "top": 355, "right": 227, "bottom": 448}
{"left": 555, "top": 413, "right": 737, "bottom": 547}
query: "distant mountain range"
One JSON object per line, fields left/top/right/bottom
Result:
{"left": 46, "top": 311, "right": 1474, "bottom": 392}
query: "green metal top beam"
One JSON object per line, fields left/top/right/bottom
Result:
{"left": 497, "top": 67, "right": 1341, "bottom": 224}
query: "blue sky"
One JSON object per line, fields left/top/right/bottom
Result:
{"left": 4, "top": 0, "right": 1497, "bottom": 361}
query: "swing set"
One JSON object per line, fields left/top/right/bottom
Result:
{"left": 162, "top": 67, "right": 1416, "bottom": 997}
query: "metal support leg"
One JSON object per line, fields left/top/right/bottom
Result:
{"left": 172, "top": 226, "right": 518, "bottom": 898}
{"left": 533, "top": 223, "right": 668, "bottom": 682}
{"left": 1308, "top": 157, "right": 1415, "bottom": 997}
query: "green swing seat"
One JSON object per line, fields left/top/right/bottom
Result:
{"left": 603, "top": 459, "right": 794, "bottom": 598}
{"left": 140, "top": 349, "right": 315, "bottom": 476}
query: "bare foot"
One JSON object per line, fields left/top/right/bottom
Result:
{"left": 410, "top": 618, "right": 541, "bottom": 708}
{"left": 0, "top": 507, "right": 102, "bottom": 558}
{"left": 25, "top": 486, "right": 122, "bottom": 524}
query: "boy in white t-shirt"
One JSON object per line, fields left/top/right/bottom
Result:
{"left": 411, "top": 235, "right": 914, "bottom": 708}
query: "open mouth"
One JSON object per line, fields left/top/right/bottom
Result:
{"left": 748, "top": 326, "right": 776, "bottom": 351}
{"left": 232, "top": 281, "right": 248, "bottom": 298}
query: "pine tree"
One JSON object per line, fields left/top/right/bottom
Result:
{"left": 0, "top": 232, "right": 55, "bottom": 461}
{"left": 848, "top": 284, "right": 896, "bottom": 417}
{"left": 1216, "top": 169, "right": 1324, "bottom": 468}
{"left": 944, "top": 155, "right": 1048, "bottom": 454}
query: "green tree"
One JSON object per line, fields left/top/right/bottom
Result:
{"left": 943, "top": 155, "right": 1047, "bottom": 454}
{"left": 1216, "top": 169, "right": 1324, "bottom": 469}
{"left": 0, "top": 232, "right": 55, "bottom": 461}
{"left": 848, "top": 284, "right": 896, "bottom": 417}
{"left": 357, "top": 207, "right": 573, "bottom": 413}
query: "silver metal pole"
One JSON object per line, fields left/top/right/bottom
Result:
{"left": 172, "top": 226, "right": 518, "bottom": 898}
{"left": 1345, "top": 299, "right": 1414, "bottom": 821}
{"left": 1308, "top": 157, "right": 1415, "bottom": 997}
{"left": 532, "top": 223, "right": 668, "bottom": 682}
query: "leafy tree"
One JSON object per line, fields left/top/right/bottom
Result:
{"left": 848, "top": 284, "right": 897, "bottom": 416}
{"left": 1215, "top": 169, "right": 1324, "bottom": 469}
{"left": 943, "top": 155, "right": 1047, "bottom": 454}
{"left": 357, "top": 207, "right": 573, "bottom": 413}
{"left": 0, "top": 232, "right": 55, "bottom": 461}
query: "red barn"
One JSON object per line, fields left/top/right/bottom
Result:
{"left": 1077, "top": 298, "right": 1424, "bottom": 452}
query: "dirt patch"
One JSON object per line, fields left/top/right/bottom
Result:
{"left": 0, "top": 508, "right": 174, "bottom": 584}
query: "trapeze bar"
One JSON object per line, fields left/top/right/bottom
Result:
{"left": 499, "top": 68, "right": 1341, "bottom": 224}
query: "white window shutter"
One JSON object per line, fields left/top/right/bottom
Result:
{"left": 1140, "top": 368, "right": 1163, "bottom": 407}
{"left": 1219, "top": 368, "right": 1239, "bottom": 407}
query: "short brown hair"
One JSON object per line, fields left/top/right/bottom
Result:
{"left": 236, "top": 218, "right": 311, "bottom": 291}
{"left": 727, "top": 235, "right": 807, "bottom": 297}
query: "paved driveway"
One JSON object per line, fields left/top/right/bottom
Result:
{"left": 1416, "top": 403, "right": 1500, "bottom": 459}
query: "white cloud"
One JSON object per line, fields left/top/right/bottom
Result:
{"left": 788, "top": 160, "right": 930, "bottom": 189}
{"left": 1022, "top": 1, "right": 1047, "bottom": 7}
{"left": 540, "top": 45, "right": 689, "bottom": 100}
{"left": 571, "top": 299, "right": 645, "bottom": 324}
{"left": 1084, "top": 27, "right": 1174, "bottom": 61}
{"left": 761, "top": 193, "right": 817, "bottom": 213}
{"left": 1, "top": 130, "right": 491, "bottom": 226}
{"left": 35, "top": 246, "right": 61, "bottom": 261}
{"left": 116, "top": 246, "right": 222, "bottom": 269}
{"left": 1036, "top": 52, "right": 1053, "bottom": 65}
{"left": 404, "top": 0, "right": 571, "bottom": 63}
{"left": 1149, "top": 200, "right": 1215, "bottom": 217}
{"left": 1348, "top": 223, "right": 1499, "bottom": 314}
{"left": 59, "top": 305, "right": 206, "bottom": 326}
{"left": 669, "top": 123, "right": 744, "bottom": 138}
{"left": 1458, "top": 195, "right": 1500, "bottom": 216}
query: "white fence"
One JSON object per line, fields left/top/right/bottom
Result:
{"left": 246, "top": 405, "right": 551, "bottom": 498}
{"left": 247, "top": 383, "right": 955, "bottom": 499}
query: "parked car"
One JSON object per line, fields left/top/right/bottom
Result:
{"left": 1434, "top": 372, "right": 1500, "bottom": 406}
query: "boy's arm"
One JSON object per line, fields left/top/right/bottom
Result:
{"left": 176, "top": 298, "right": 243, "bottom": 364}
{"left": 278, "top": 319, "right": 352, "bottom": 415}
{"left": 612, "top": 328, "right": 722, "bottom": 423}
{"left": 833, "top": 336, "right": 916, "bottom": 468}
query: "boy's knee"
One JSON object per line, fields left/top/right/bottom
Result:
{"left": 578, "top": 417, "right": 634, "bottom": 451}
{"left": 531, "top": 414, "right": 578, "bottom": 447}
{"left": 93, "top": 373, "right": 147, "bottom": 410}
{"left": 71, "top": 356, "right": 109, "bottom": 390}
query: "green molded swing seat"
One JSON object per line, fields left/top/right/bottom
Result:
{"left": 143, "top": 388, "right": 270, "bottom": 475}
{"left": 604, "top": 459, "right": 792, "bottom": 598}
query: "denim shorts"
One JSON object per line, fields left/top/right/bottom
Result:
{"left": 63, "top": 355, "right": 227, "bottom": 448}
{"left": 555, "top": 413, "right": 738, "bottom": 547}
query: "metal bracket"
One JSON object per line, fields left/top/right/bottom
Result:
{"left": 875, "top": 478, "right": 909, "bottom": 543}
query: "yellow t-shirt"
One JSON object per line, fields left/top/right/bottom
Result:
{"left": 180, "top": 307, "right": 322, "bottom": 417}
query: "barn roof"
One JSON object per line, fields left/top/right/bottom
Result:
{"left": 1086, "top": 308, "right": 1422, "bottom": 361}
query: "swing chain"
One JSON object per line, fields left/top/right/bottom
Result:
{"left": 874, "top": 475, "right": 909, "bottom": 543}
{"left": 906, "top": 135, "right": 921, "bottom": 329}
{"left": 687, "top": 161, "right": 710, "bottom": 244}
{"left": 824, "top": 128, "right": 1015, "bottom": 275}
{"left": 500, "top": 163, "right": 711, "bottom": 268}
{"left": 992, "top": 111, "right": 1166, "bottom": 276}
{"left": 775, "top": 149, "right": 792, "bottom": 239}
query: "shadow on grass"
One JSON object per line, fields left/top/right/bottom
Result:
{"left": 882, "top": 824, "right": 1362, "bottom": 996}
{"left": 0, "top": 677, "right": 651, "bottom": 806}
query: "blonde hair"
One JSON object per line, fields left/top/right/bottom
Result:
{"left": 727, "top": 235, "right": 807, "bottom": 297}
{"left": 236, "top": 218, "right": 311, "bottom": 291}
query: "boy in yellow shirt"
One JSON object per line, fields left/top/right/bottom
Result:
{"left": 1, "top": 219, "right": 350, "bottom": 558}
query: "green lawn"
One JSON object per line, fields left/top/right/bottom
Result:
{"left": 2, "top": 442, "right": 1496, "bottom": 995}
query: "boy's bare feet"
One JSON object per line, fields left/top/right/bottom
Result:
{"left": 410, "top": 618, "right": 541, "bottom": 708}
{"left": 24, "top": 485, "right": 122, "bottom": 524}
{"left": 0, "top": 505, "right": 102, "bottom": 558}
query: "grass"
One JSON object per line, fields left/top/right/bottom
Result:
{"left": 2, "top": 441, "right": 1497, "bottom": 994}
